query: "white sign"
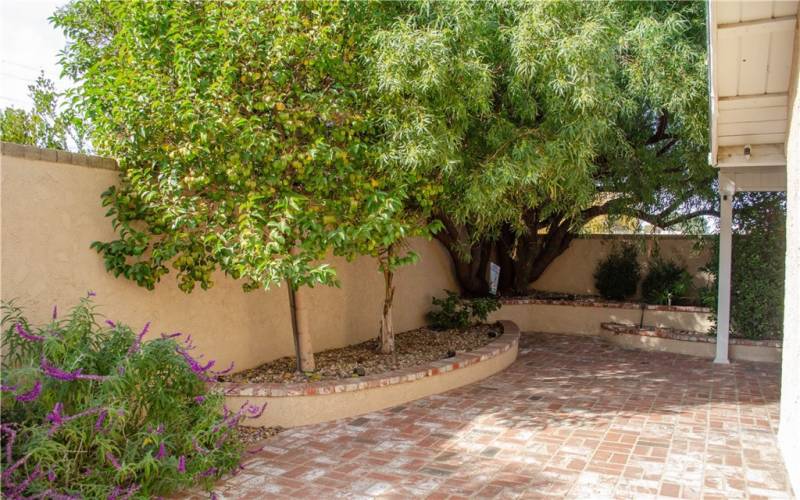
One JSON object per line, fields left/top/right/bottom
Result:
{"left": 489, "top": 262, "right": 500, "bottom": 295}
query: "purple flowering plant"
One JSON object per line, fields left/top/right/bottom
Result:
{"left": 1, "top": 297, "right": 253, "bottom": 498}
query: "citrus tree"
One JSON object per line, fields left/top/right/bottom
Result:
{"left": 53, "top": 1, "right": 422, "bottom": 363}
{"left": 370, "top": 0, "right": 716, "bottom": 295}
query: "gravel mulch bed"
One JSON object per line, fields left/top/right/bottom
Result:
{"left": 237, "top": 425, "right": 284, "bottom": 445}
{"left": 221, "top": 323, "right": 503, "bottom": 385}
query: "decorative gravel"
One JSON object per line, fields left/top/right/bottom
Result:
{"left": 221, "top": 323, "right": 503, "bottom": 384}
{"left": 237, "top": 425, "right": 283, "bottom": 445}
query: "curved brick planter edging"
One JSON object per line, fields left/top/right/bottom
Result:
{"left": 501, "top": 297, "right": 710, "bottom": 314}
{"left": 600, "top": 322, "right": 781, "bottom": 363}
{"left": 219, "top": 320, "right": 520, "bottom": 428}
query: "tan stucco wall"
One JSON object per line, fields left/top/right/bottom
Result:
{"left": 0, "top": 146, "right": 713, "bottom": 376}
{"left": 490, "top": 303, "right": 713, "bottom": 336}
{"left": 531, "top": 235, "right": 712, "bottom": 298}
{"left": 597, "top": 332, "right": 781, "bottom": 363}
{"left": 779, "top": 26, "right": 800, "bottom": 497}
{"left": 0, "top": 152, "right": 458, "bottom": 372}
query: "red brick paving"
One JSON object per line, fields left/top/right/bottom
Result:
{"left": 200, "top": 332, "right": 793, "bottom": 499}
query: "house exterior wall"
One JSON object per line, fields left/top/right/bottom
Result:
{"left": 779, "top": 26, "right": 800, "bottom": 497}
{"left": 0, "top": 143, "right": 710, "bottom": 372}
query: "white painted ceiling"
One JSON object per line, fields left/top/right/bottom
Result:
{"left": 709, "top": 0, "right": 799, "bottom": 170}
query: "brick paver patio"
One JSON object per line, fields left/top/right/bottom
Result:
{"left": 207, "top": 332, "right": 792, "bottom": 499}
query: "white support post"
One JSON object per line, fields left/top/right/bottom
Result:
{"left": 715, "top": 175, "right": 735, "bottom": 364}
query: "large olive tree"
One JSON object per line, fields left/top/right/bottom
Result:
{"left": 370, "top": 0, "right": 716, "bottom": 295}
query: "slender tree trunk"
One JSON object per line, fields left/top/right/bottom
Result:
{"left": 292, "top": 285, "right": 316, "bottom": 372}
{"left": 379, "top": 263, "right": 395, "bottom": 355}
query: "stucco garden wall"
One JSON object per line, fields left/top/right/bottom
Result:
{"left": 0, "top": 142, "right": 712, "bottom": 374}
{"left": 779, "top": 27, "right": 800, "bottom": 497}
{"left": 531, "top": 234, "right": 712, "bottom": 298}
{"left": 0, "top": 145, "right": 458, "bottom": 373}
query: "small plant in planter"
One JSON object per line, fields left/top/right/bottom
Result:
{"left": 593, "top": 243, "right": 641, "bottom": 301}
{"left": 0, "top": 296, "right": 261, "bottom": 499}
{"left": 427, "top": 291, "right": 501, "bottom": 330}
{"left": 641, "top": 258, "right": 693, "bottom": 306}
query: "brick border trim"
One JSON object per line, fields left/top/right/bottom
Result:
{"left": 1, "top": 141, "right": 117, "bottom": 171}
{"left": 601, "top": 322, "right": 782, "bottom": 348}
{"left": 219, "top": 320, "right": 520, "bottom": 398}
{"left": 501, "top": 297, "right": 710, "bottom": 314}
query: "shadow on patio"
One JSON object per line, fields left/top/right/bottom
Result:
{"left": 202, "top": 332, "right": 791, "bottom": 499}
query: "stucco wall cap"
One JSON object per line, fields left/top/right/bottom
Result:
{"left": 1, "top": 142, "right": 117, "bottom": 171}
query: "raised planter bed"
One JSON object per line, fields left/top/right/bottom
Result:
{"left": 491, "top": 297, "right": 712, "bottom": 336}
{"left": 600, "top": 322, "right": 781, "bottom": 363}
{"left": 219, "top": 320, "right": 520, "bottom": 428}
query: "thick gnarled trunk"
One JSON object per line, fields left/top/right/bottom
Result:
{"left": 435, "top": 211, "right": 575, "bottom": 296}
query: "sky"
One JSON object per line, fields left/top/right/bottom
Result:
{"left": 0, "top": 0, "right": 70, "bottom": 109}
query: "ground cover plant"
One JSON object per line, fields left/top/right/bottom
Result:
{"left": 0, "top": 296, "right": 262, "bottom": 499}
{"left": 427, "top": 291, "right": 501, "bottom": 330}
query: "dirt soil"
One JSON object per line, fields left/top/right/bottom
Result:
{"left": 221, "top": 323, "right": 503, "bottom": 385}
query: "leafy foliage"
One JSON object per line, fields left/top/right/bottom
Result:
{"left": 427, "top": 291, "right": 501, "bottom": 330}
{"left": 593, "top": 244, "right": 641, "bottom": 301}
{"left": 703, "top": 193, "right": 785, "bottom": 339}
{"left": 0, "top": 73, "right": 87, "bottom": 151}
{"left": 370, "top": 1, "right": 714, "bottom": 294}
{"left": 0, "top": 296, "right": 258, "bottom": 498}
{"left": 641, "top": 258, "right": 693, "bottom": 305}
{"left": 53, "top": 1, "right": 419, "bottom": 294}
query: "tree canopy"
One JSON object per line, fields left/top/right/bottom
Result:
{"left": 370, "top": 0, "right": 714, "bottom": 294}
{"left": 0, "top": 74, "right": 87, "bottom": 151}
{"left": 52, "top": 0, "right": 716, "bottom": 311}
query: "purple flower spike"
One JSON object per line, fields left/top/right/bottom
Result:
{"left": 52, "top": 305, "right": 58, "bottom": 320}
{"left": 87, "top": 290, "right": 96, "bottom": 297}
{"left": 95, "top": 409, "right": 108, "bottom": 432}
{"left": 246, "top": 402, "right": 268, "bottom": 419}
{"left": 156, "top": 423, "right": 164, "bottom": 434}
{"left": 177, "top": 455, "right": 186, "bottom": 473}
{"left": 155, "top": 442, "right": 166, "bottom": 460}
{"left": 199, "top": 467, "right": 217, "bottom": 478}
{"left": 106, "top": 319, "right": 116, "bottom": 328}
{"left": 127, "top": 322, "right": 150, "bottom": 355}
{"left": 48, "top": 469, "right": 56, "bottom": 482}
{"left": 106, "top": 451, "right": 121, "bottom": 470}
{"left": 194, "top": 395, "right": 205, "bottom": 405}
{"left": 15, "top": 380, "right": 42, "bottom": 403}
{"left": 16, "top": 323, "right": 45, "bottom": 342}
{"left": 47, "top": 402, "right": 65, "bottom": 425}
{"left": 1, "top": 384, "right": 17, "bottom": 392}
{"left": 1, "top": 424, "right": 17, "bottom": 462}
{"left": 160, "top": 332, "right": 182, "bottom": 340}
{"left": 40, "top": 355, "right": 109, "bottom": 382}
{"left": 212, "top": 361, "right": 235, "bottom": 376}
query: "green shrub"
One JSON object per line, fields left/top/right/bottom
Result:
{"left": 641, "top": 259, "right": 693, "bottom": 305}
{"left": 0, "top": 296, "right": 257, "bottom": 498}
{"left": 427, "top": 291, "right": 501, "bottom": 330}
{"left": 593, "top": 244, "right": 641, "bottom": 301}
{"left": 703, "top": 192, "right": 785, "bottom": 339}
